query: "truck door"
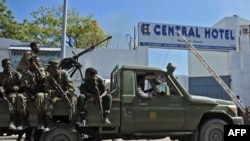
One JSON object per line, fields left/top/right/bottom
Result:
{"left": 133, "top": 74, "right": 186, "bottom": 132}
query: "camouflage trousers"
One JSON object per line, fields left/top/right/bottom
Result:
{"left": 7, "top": 92, "right": 19, "bottom": 121}
{"left": 77, "top": 93, "right": 112, "bottom": 115}
{"left": 35, "top": 92, "right": 47, "bottom": 116}
{"left": 45, "top": 91, "right": 77, "bottom": 121}
{"left": 16, "top": 92, "right": 30, "bottom": 118}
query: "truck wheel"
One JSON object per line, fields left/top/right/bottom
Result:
{"left": 31, "top": 128, "right": 43, "bottom": 141}
{"left": 40, "top": 127, "right": 81, "bottom": 141}
{"left": 199, "top": 119, "right": 227, "bottom": 141}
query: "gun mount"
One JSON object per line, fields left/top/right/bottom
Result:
{"left": 59, "top": 36, "right": 112, "bottom": 78}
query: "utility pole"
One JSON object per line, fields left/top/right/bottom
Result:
{"left": 61, "top": 0, "right": 68, "bottom": 60}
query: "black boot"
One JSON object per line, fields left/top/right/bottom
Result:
{"left": 79, "top": 112, "right": 87, "bottom": 127}
{"left": 37, "top": 114, "right": 45, "bottom": 130}
{"left": 44, "top": 117, "right": 53, "bottom": 132}
{"left": 16, "top": 118, "right": 28, "bottom": 131}
{"left": 9, "top": 113, "right": 16, "bottom": 130}
{"left": 69, "top": 120, "right": 77, "bottom": 133}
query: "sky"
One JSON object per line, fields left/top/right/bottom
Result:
{"left": 5, "top": 0, "right": 250, "bottom": 75}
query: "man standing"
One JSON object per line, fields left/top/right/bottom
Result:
{"left": 44, "top": 60, "right": 77, "bottom": 132}
{"left": 20, "top": 56, "right": 46, "bottom": 130}
{"left": 16, "top": 42, "right": 40, "bottom": 73}
{"left": 0, "top": 59, "right": 21, "bottom": 130}
{"left": 78, "top": 67, "right": 112, "bottom": 127}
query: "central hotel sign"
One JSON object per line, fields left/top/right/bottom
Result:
{"left": 138, "top": 22, "right": 236, "bottom": 51}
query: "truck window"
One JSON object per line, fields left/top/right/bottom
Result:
{"left": 122, "top": 70, "right": 135, "bottom": 96}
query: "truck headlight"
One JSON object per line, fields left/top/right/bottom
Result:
{"left": 228, "top": 105, "right": 237, "bottom": 114}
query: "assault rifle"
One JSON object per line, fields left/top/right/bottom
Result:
{"left": 0, "top": 92, "right": 14, "bottom": 112}
{"left": 51, "top": 77, "right": 73, "bottom": 108}
{"left": 85, "top": 87, "right": 104, "bottom": 119}
{"left": 59, "top": 36, "right": 112, "bottom": 72}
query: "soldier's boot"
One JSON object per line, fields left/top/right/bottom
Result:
{"left": 69, "top": 120, "right": 77, "bottom": 133}
{"left": 16, "top": 117, "right": 28, "bottom": 131}
{"left": 37, "top": 114, "right": 45, "bottom": 130}
{"left": 8, "top": 114, "right": 16, "bottom": 130}
{"left": 79, "top": 112, "right": 87, "bottom": 127}
{"left": 103, "top": 112, "right": 111, "bottom": 125}
{"left": 43, "top": 117, "right": 53, "bottom": 132}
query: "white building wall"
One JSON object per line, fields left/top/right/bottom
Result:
{"left": 0, "top": 38, "right": 23, "bottom": 72}
{"left": 188, "top": 50, "right": 230, "bottom": 77}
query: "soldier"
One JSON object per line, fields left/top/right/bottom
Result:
{"left": 78, "top": 67, "right": 112, "bottom": 127}
{"left": 20, "top": 56, "right": 46, "bottom": 130}
{"left": 16, "top": 41, "right": 40, "bottom": 73}
{"left": 44, "top": 60, "right": 77, "bottom": 132}
{"left": 0, "top": 59, "right": 21, "bottom": 130}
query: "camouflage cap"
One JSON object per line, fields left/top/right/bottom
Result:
{"left": 46, "top": 60, "right": 59, "bottom": 67}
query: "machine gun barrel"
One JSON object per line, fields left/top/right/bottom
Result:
{"left": 60, "top": 36, "right": 112, "bottom": 70}
{"left": 72, "top": 36, "right": 112, "bottom": 60}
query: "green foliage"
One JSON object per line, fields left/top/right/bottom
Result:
{"left": 0, "top": 1, "right": 108, "bottom": 48}
{"left": 21, "top": 5, "right": 108, "bottom": 48}
{"left": 0, "top": 0, "right": 20, "bottom": 39}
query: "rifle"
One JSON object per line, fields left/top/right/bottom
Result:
{"left": 0, "top": 91, "right": 14, "bottom": 112}
{"left": 84, "top": 87, "right": 104, "bottom": 119}
{"left": 59, "top": 36, "right": 112, "bottom": 73}
{"left": 5, "top": 98, "right": 14, "bottom": 112}
{"left": 51, "top": 77, "right": 73, "bottom": 108}
{"left": 95, "top": 86, "right": 103, "bottom": 119}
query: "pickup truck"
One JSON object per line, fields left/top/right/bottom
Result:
{"left": 0, "top": 63, "right": 243, "bottom": 141}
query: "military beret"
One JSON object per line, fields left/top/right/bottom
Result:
{"left": 46, "top": 60, "right": 59, "bottom": 67}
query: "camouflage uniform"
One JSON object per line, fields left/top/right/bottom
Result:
{"left": 16, "top": 51, "right": 36, "bottom": 73}
{"left": 0, "top": 70, "right": 21, "bottom": 129}
{"left": 44, "top": 69, "right": 77, "bottom": 129}
{"left": 20, "top": 66, "right": 46, "bottom": 129}
{"left": 78, "top": 75, "right": 112, "bottom": 122}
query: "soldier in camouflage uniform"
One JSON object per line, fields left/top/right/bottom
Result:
{"left": 78, "top": 67, "right": 112, "bottom": 127}
{"left": 20, "top": 56, "right": 46, "bottom": 130}
{"left": 0, "top": 59, "right": 22, "bottom": 130}
{"left": 44, "top": 60, "right": 77, "bottom": 132}
{"left": 16, "top": 42, "right": 40, "bottom": 73}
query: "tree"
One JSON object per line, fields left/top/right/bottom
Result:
{"left": 21, "top": 5, "right": 108, "bottom": 48}
{"left": 0, "top": 0, "right": 20, "bottom": 39}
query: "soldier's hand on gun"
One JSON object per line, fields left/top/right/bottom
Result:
{"left": 12, "top": 86, "right": 19, "bottom": 91}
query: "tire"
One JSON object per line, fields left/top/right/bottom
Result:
{"left": 40, "top": 127, "right": 81, "bottom": 141}
{"left": 199, "top": 119, "right": 227, "bottom": 141}
{"left": 31, "top": 128, "right": 43, "bottom": 141}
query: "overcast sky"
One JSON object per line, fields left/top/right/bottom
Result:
{"left": 5, "top": 0, "right": 250, "bottom": 75}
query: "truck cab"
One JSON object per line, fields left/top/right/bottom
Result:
{"left": 110, "top": 63, "right": 243, "bottom": 141}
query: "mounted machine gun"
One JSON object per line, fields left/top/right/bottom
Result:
{"left": 59, "top": 36, "right": 112, "bottom": 79}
